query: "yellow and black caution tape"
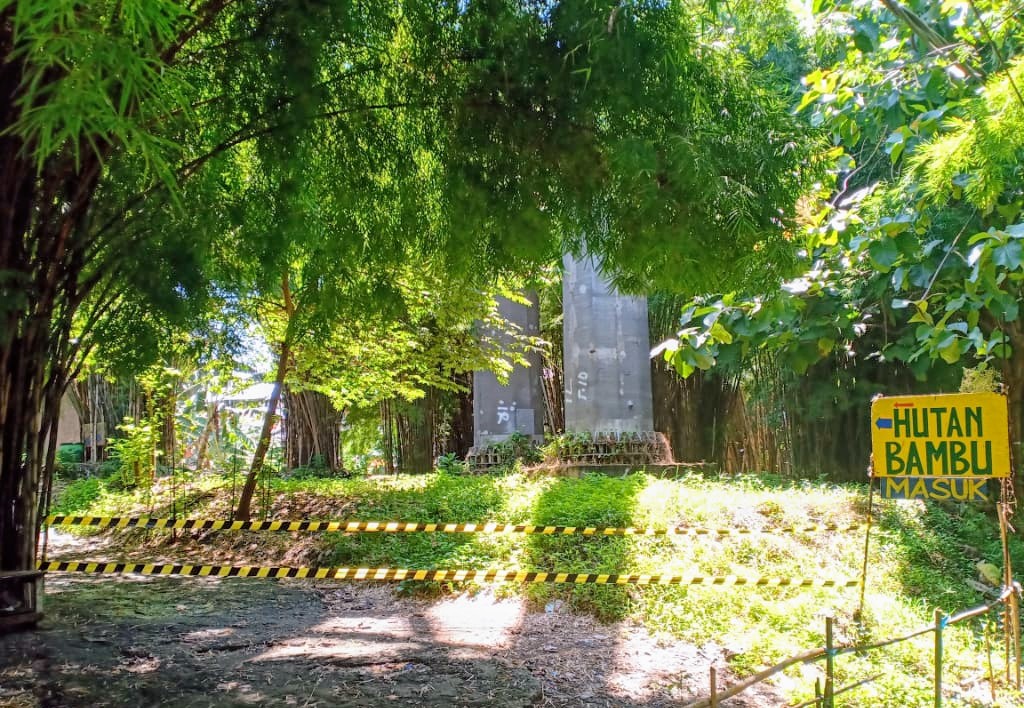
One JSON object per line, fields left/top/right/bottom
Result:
{"left": 44, "top": 515, "right": 863, "bottom": 538}
{"left": 38, "top": 560, "right": 860, "bottom": 587}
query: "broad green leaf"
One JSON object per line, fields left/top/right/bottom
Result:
{"left": 709, "top": 321, "right": 733, "bottom": 345}
{"left": 993, "top": 241, "right": 1023, "bottom": 270}
{"left": 672, "top": 356, "right": 696, "bottom": 379}
{"left": 938, "top": 339, "right": 962, "bottom": 364}
{"left": 868, "top": 238, "right": 900, "bottom": 271}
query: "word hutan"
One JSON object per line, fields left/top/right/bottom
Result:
{"left": 891, "top": 405, "right": 984, "bottom": 439}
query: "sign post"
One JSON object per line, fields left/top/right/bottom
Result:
{"left": 868, "top": 391, "right": 1019, "bottom": 691}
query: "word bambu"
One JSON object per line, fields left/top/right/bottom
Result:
{"left": 883, "top": 439, "right": 995, "bottom": 476}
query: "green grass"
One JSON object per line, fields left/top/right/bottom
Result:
{"left": 52, "top": 469, "right": 1024, "bottom": 706}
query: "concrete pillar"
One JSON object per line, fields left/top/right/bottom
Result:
{"left": 562, "top": 253, "right": 654, "bottom": 433}
{"left": 472, "top": 293, "right": 545, "bottom": 447}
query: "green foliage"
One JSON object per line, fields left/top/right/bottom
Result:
{"left": 960, "top": 366, "right": 1002, "bottom": 393}
{"left": 106, "top": 418, "right": 159, "bottom": 488}
{"left": 3, "top": 0, "right": 821, "bottom": 558}
{"left": 50, "top": 478, "right": 105, "bottom": 516}
{"left": 4, "top": 0, "right": 191, "bottom": 178}
{"left": 541, "top": 431, "right": 594, "bottom": 459}
{"left": 285, "top": 456, "right": 339, "bottom": 481}
{"left": 9, "top": 0, "right": 817, "bottom": 377}
{"left": 479, "top": 432, "right": 544, "bottom": 471}
{"left": 435, "top": 453, "right": 467, "bottom": 475}
{"left": 662, "top": 0, "right": 1024, "bottom": 392}
{"left": 524, "top": 473, "right": 643, "bottom": 620}
{"left": 57, "top": 444, "right": 84, "bottom": 465}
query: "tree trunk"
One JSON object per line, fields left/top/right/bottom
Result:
{"left": 442, "top": 375, "right": 474, "bottom": 459}
{"left": 397, "top": 395, "right": 435, "bottom": 473}
{"left": 380, "top": 399, "right": 396, "bottom": 474}
{"left": 284, "top": 388, "right": 342, "bottom": 472}
{"left": 236, "top": 272, "right": 297, "bottom": 520}
{"left": 74, "top": 373, "right": 124, "bottom": 462}
{"left": 235, "top": 340, "right": 290, "bottom": 521}
{"left": 1001, "top": 346, "right": 1024, "bottom": 506}
{"left": 0, "top": 0, "right": 239, "bottom": 579}
{"left": 541, "top": 355, "right": 565, "bottom": 436}
{"left": 194, "top": 402, "right": 218, "bottom": 472}
{"left": 0, "top": 46, "right": 104, "bottom": 573}
{"left": 159, "top": 385, "right": 177, "bottom": 472}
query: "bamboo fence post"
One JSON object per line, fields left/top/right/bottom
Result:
{"left": 934, "top": 608, "right": 944, "bottom": 708}
{"left": 1011, "top": 594, "right": 1019, "bottom": 692}
{"left": 1003, "top": 505, "right": 1021, "bottom": 691}
{"left": 824, "top": 616, "right": 835, "bottom": 708}
{"left": 986, "top": 617, "right": 997, "bottom": 702}
{"left": 815, "top": 677, "right": 823, "bottom": 707}
{"left": 999, "top": 498, "right": 1014, "bottom": 683}
{"left": 1009, "top": 578, "right": 1022, "bottom": 690}
{"left": 857, "top": 478, "right": 875, "bottom": 620}
{"left": 229, "top": 447, "right": 238, "bottom": 522}
{"left": 709, "top": 665, "right": 718, "bottom": 708}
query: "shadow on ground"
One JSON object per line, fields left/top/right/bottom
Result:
{"left": 0, "top": 573, "right": 784, "bottom": 707}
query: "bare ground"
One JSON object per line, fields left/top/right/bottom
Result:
{"left": 0, "top": 534, "right": 787, "bottom": 708}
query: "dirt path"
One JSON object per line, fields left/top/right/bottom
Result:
{"left": 1, "top": 538, "right": 786, "bottom": 707}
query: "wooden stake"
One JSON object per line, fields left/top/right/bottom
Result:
{"left": 934, "top": 608, "right": 944, "bottom": 708}
{"left": 1011, "top": 583, "right": 1022, "bottom": 690}
{"left": 999, "top": 496, "right": 1015, "bottom": 684}
{"left": 709, "top": 665, "right": 718, "bottom": 708}
{"left": 986, "top": 617, "right": 997, "bottom": 702}
{"left": 824, "top": 616, "right": 835, "bottom": 708}
{"left": 858, "top": 478, "right": 875, "bottom": 620}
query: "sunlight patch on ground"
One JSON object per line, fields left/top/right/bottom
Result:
{"left": 604, "top": 625, "right": 702, "bottom": 701}
{"left": 249, "top": 613, "right": 421, "bottom": 663}
{"left": 423, "top": 591, "right": 526, "bottom": 657}
{"left": 182, "top": 626, "right": 235, "bottom": 642}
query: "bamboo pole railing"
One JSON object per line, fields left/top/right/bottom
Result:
{"left": 684, "top": 584, "right": 1020, "bottom": 708}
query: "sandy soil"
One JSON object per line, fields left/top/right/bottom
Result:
{"left": 0, "top": 535, "right": 787, "bottom": 708}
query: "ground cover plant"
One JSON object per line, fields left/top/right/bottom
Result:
{"left": 51, "top": 469, "right": 1024, "bottom": 706}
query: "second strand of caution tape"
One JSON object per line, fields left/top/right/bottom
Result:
{"left": 44, "top": 515, "right": 862, "bottom": 537}
{"left": 39, "top": 560, "right": 860, "bottom": 587}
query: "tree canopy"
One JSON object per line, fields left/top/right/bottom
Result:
{"left": 1, "top": 0, "right": 813, "bottom": 570}
{"left": 661, "top": 0, "right": 1024, "bottom": 391}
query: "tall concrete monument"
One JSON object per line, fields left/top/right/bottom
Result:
{"left": 472, "top": 293, "right": 545, "bottom": 448}
{"left": 562, "top": 253, "right": 654, "bottom": 433}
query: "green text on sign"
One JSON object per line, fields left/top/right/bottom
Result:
{"left": 878, "top": 477, "right": 992, "bottom": 502}
{"left": 870, "top": 393, "right": 1010, "bottom": 478}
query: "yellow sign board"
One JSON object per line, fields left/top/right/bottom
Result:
{"left": 870, "top": 392, "right": 1011, "bottom": 478}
